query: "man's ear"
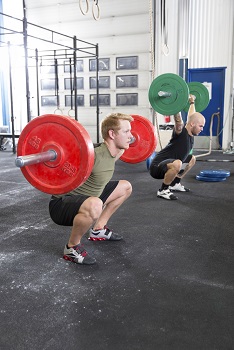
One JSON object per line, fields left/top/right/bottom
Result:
{"left": 108, "top": 129, "right": 115, "bottom": 140}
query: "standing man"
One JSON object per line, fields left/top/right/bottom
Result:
{"left": 149, "top": 95, "right": 206, "bottom": 200}
{"left": 49, "top": 113, "right": 133, "bottom": 264}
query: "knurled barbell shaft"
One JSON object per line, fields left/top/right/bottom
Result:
{"left": 15, "top": 150, "right": 57, "bottom": 168}
{"left": 158, "top": 91, "right": 172, "bottom": 97}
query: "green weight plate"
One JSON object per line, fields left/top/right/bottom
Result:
{"left": 148, "top": 73, "right": 189, "bottom": 115}
{"left": 183, "top": 82, "right": 210, "bottom": 112}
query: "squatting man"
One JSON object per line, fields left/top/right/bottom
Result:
{"left": 49, "top": 113, "right": 133, "bottom": 265}
{"left": 149, "top": 95, "right": 206, "bottom": 200}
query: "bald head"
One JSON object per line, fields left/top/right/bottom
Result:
{"left": 186, "top": 112, "right": 206, "bottom": 136}
{"left": 188, "top": 112, "right": 205, "bottom": 124}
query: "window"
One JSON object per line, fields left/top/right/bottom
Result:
{"left": 89, "top": 76, "right": 110, "bottom": 89}
{"left": 40, "top": 64, "right": 55, "bottom": 74}
{"left": 116, "top": 93, "right": 138, "bottom": 106}
{"left": 116, "top": 75, "right": 138, "bottom": 88}
{"left": 65, "top": 95, "right": 84, "bottom": 107}
{"left": 89, "top": 58, "right": 110, "bottom": 71}
{"left": 64, "top": 77, "right": 84, "bottom": 90}
{"left": 90, "top": 94, "right": 110, "bottom": 106}
{"left": 40, "top": 79, "right": 56, "bottom": 90}
{"left": 41, "top": 96, "right": 58, "bottom": 106}
{"left": 116, "top": 56, "right": 138, "bottom": 70}
{"left": 64, "top": 59, "right": 84, "bottom": 73}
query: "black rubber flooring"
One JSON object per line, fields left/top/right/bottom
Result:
{"left": 1, "top": 149, "right": 234, "bottom": 350}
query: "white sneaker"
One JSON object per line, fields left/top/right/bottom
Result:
{"left": 63, "top": 244, "right": 96, "bottom": 265}
{"left": 157, "top": 188, "right": 178, "bottom": 200}
{"left": 169, "top": 183, "right": 190, "bottom": 192}
{"left": 89, "top": 226, "right": 123, "bottom": 241}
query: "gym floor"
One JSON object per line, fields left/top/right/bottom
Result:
{"left": 1, "top": 148, "right": 234, "bottom": 350}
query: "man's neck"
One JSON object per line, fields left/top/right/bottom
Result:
{"left": 104, "top": 140, "right": 119, "bottom": 157}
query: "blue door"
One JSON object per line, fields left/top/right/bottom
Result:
{"left": 187, "top": 67, "right": 226, "bottom": 148}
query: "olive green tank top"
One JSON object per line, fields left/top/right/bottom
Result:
{"left": 67, "top": 143, "right": 115, "bottom": 197}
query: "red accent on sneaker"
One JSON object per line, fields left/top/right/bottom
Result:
{"left": 75, "top": 245, "right": 87, "bottom": 256}
{"left": 63, "top": 255, "right": 72, "bottom": 261}
{"left": 88, "top": 237, "right": 106, "bottom": 241}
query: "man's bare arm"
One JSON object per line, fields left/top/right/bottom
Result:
{"left": 173, "top": 112, "right": 184, "bottom": 134}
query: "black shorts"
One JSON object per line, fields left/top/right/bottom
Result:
{"left": 49, "top": 180, "right": 119, "bottom": 226}
{"left": 150, "top": 154, "right": 193, "bottom": 179}
{"left": 150, "top": 159, "right": 174, "bottom": 179}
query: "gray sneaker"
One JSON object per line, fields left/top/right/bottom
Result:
{"left": 157, "top": 188, "right": 178, "bottom": 200}
{"left": 89, "top": 226, "right": 123, "bottom": 241}
{"left": 63, "top": 244, "right": 96, "bottom": 265}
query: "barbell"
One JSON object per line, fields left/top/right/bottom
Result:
{"left": 15, "top": 74, "right": 209, "bottom": 195}
{"left": 15, "top": 114, "right": 157, "bottom": 195}
{"left": 148, "top": 73, "right": 210, "bottom": 115}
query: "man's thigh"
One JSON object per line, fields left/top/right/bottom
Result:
{"left": 150, "top": 159, "right": 175, "bottom": 179}
{"left": 49, "top": 194, "right": 88, "bottom": 226}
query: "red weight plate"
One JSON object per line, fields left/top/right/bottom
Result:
{"left": 120, "top": 115, "right": 157, "bottom": 164}
{"left": 17, "top": 114, "right": 94, "bottom": 194}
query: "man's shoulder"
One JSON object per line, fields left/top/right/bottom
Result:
{"left": 93, "top": 142, "right": 103, "bottom": 148}
{"left": 173, "top": 125, "right": 188, "bottom": 137}
{"left": 94, "top": 143, "right": 112, "bottom": 159}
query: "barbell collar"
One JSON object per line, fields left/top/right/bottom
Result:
{"left": 129, "top": 136, "right": 136, "bottom": 144}
{"left": 158, "top": 91, "right": 171, "bottom": 97}
{"left": 15, "top": 150, "right": 57, "bottom": 168}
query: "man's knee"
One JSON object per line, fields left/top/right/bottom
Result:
{"left": 80, "top": 197, "right": 103, "bottom": 221}
{"left": 167, "top": 159, "right": 182, "bottom": 174}
{"left": 119, "top": 180, "right": 132, "bottom": 195}
{"left": 190, "top": 155, "right": 196, "bottom": 166}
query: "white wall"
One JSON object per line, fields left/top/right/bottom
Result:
{"left": 153, "top": 0, "right": 234, "bottom": 149}
{"left": 188, "top": 0, "right": 234, "bottom": 149}
{"left": 25, "top": 0, "right": 152, "bottom": 142}
{"left": 1, "top": 0, "right": 234, "bottom": 149}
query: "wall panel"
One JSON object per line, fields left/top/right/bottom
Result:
{"left": 1, "top": 0, "right": 234, "bottom": 147}
{"left": 188, "top": 0, "right": 234, "bottom": 148}
{"left": 189, "top": 0, "right": 233, "bottom": 69}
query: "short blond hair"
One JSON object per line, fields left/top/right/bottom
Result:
{"left": 101, "top": 113, "right": 133, "bottom": 140}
